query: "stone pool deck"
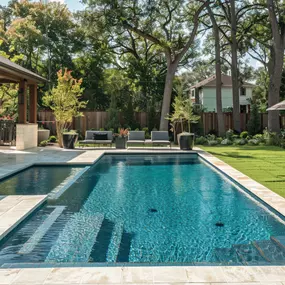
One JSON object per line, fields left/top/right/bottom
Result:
{"left": 0, "top": 146, "right": 285, "bottom": 284}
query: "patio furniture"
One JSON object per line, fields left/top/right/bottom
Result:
{"left": 79, "top": 131, "right": 113, "bottom": 148}
{"left": 145, "top": 131, "right": 171, "bottom": 148}
{"left": 127, "top": 131, "right": 145, "bottom": 147}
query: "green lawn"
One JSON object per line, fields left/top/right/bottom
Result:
{"left": 199, "top": 145, "right": 285, "bottom": 198}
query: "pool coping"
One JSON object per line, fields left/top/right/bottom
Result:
{"left": 1, "top": 148, "right": 285, "bottom": 284}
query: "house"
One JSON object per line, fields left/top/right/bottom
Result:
{"left": 189, "top": 74, "right": 255, "bottom": 113}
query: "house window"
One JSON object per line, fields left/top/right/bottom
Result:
{"left": 191, "top": 89, "right": 195, "bottom": 98}
{"left": 240, "top": 87, "right": 246, "bottom": 96}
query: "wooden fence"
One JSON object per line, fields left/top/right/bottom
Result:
{"left": 38, "top": 110, "right": 285, "bottom": 136}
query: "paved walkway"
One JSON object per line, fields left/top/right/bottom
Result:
{"left": 0, "top": 146, "right": 285, "bottom": 284}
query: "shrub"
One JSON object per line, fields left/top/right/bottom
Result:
{"left": 221, "top": 139, "right": 233, "bottom": 145}
{"left": 48, "top": 136, "right": 57, "bottom": 143}
{"left": 226, "top": 129, "right": 234, "bottom": 140}
{"left": 248, "top": 139, "right": 259, "bottom": 146}
{"left": 216, "top": 137, "right": 223, "bottom": 144}
{"left": 247, "top": 103, "right": 261, "bottom": 135}
{"left": 263, "top": 128, "right": 281, "bottom": 146}
{"left": 234, "top": 138, "right": 247, "bottom": 145}
{"left": 206, "top": 134, "right": 216, "bottom": 141}
{"left": 39, "top": 140, "right": 49, "bottom": 147}
{"left": 253, "top": 134, "right": 264, "bottom": 143}
{"left": 240, "top": 131, "right": 248, "bottom": 139}
{"left": 208, "top": 140, "right": 218, "bottom": 146}
{"left": 195, "top": 136, "right": 207, "bottom": 145}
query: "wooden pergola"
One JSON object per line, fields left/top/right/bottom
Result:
{"left": 0, "top": 56, "right": 47, "bottom": 149}
{"left": 0, "top": 55, "right": 47, "bottom": 124}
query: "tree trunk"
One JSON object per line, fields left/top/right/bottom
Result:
{"left": 159, "top": 63, "right": 177, "bottom": 130}
{"left": 268, "top": 47, "right": 283, "bottom": 132}
{"left": 230, "top": 0, "right": 240, "bottom": 133}
{"left": 56, "top": 121, "right": 63, "bottom": 148}
{"left": 207, "top": 3, "right": 225, "bottom": 137}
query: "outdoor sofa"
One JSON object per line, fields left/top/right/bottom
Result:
{"left": 127, "top": 130, "right": 171, "bottom": 148}
{"left": 145, "top": 131, "right": 171, "bottom": 148}
{"left": 79, "top": 130, "right": 113, "bottom": 148}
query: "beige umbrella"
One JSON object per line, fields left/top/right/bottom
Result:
{"left": 267, "top": 100, "right": 285, "bottom": 111}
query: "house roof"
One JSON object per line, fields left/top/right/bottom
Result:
{"left": 190, "top": 74, "right": 255, "bottom": 89}
{"left": 0, "top": 55, "right": 47, "bottom": 84}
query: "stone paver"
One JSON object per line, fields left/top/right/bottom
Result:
{"left": 0, "top": 146, "right": 285, "bottom": 284}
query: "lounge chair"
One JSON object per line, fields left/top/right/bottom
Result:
{"left": 127, "top": 131, "right": 145, "bottom": 147}
{"left": 79, "top": 130, "right": 113, "bottom": 148}
{"left": 145, "top": 131, "right": 171, "bottom": 148}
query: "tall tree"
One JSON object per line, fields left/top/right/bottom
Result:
{"left": 206, "top": 1, "right": 225, "bottom": 136}
{"left": 83, "top": 0, "right": 207, "bottom": 130}
{"left": 266, "top": 0, "right": 285, "bottom": 132}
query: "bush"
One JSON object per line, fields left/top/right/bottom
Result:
{"left": 240, "top": 131, "right": 248, "bottom": 139}
{"left": 247, "top": 103, "right": 261, "bottom": 135}
{"left": 253, "top": 134, "right": 264, "bottom": 143}
{"left": 208, "top": 140, "right": 218, "bottom": 146}
{"left": 221, "top": 139, "right": 233, "bottom": 145}
{"left": 248, "top": 139, "right": 259, "bottom": 146}
{"left": 39, "top": 140, "right": 49, "bottom": 147}
{"left": 48, "top": 136, "right": 57, "bottom": 143}
{"left": 234, "top": 138, "right": 247, "bottom": 145}
{"left": 195, "top": 136, "right": 208, "bottom": 145}
{"left": 263, "top": 128, "right": 281, "bottom": 146}
{"left": 206, "top": 134, "right": 216, "bottom": 141}
{"left": 226, "top": 129, "right": 234, "bottom": 140}
{"left": 216, "top": 137, "right": 223, "bottom": 144}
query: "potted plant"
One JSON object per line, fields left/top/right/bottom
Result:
{"left": 115, "top": 128, "right": 129, "bottom": 149}
{"left": 37, "top": 124, "right": 50, "bottom": 145}
{"left": 179, "top": 99, "right": 200, "bottom": 150}
{"left": 62, "top": 130, "right": 78, "bottom": 149}
{"left": 166, "top": 91, "right": 200, "bottom": 150}
{"left": 42, "top": 69, "right": 87, "bottom": 148}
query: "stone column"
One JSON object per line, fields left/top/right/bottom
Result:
{"left": 18, "top": 79, "right": 27, "bottom": 124}
{"left": 29, "top": 84, "right": 37, "bottom": 123}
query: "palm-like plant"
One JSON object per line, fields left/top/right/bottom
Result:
{"left": 182, "top": 99, "right": 200, "bottom": 133}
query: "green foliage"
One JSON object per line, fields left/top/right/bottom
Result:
{"left": 208, "top": 140, "right": 219, "bottom": 146}
{"left": 106, "top": 93, "right": 120, "bottom": 132}
{"left": 48, "top": 136, "right": 57, "bottom": 143}
{"left": 247, "top": 103, "right": 261, "bottom": 135}
{"left": 240, "top": 131, "right": 249, "bottom": 139}
{"left": 195, "top": 136, "right": 208, "bottom": 145}
{"left": 226, "top": 129, "right": 234, "bottom": 140}
{"left": 39, "top": 140, "right": 49, "bottom": 147}
{"left": 42, "top": 69, "right": 87, "bottom": 147}
{"left": 0, "top": 84, "right": 18, "bottom": 118}
{"left": 248, "top": 139, "right": 259, "bottom": 146}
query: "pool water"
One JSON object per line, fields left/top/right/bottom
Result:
{"left": 0, "top": 154, "right": 285, "bottom": 265}
{"left": 0, "top": 166, "right": 85, "bottom": 195}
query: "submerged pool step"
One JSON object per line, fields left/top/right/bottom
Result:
{"left": 45, "top": 212, "right": 104, "bottom": 263}
{"left": 18, "top": 206, "right": 66, "bottom": 255}
{"left": 214, "top": 247, "right": 241, "bottom": 264}
{"left": 233, "top": 243, "right": 268, "bottom": 265}
{"left": 253, "top": 239, "right": 285, "bottom": 263}
{"left": 48, "top": 166, "right": 90, "bottom": 200}
{"left": 271, "top": 236, "right": 285, "bottom": 250}
{"left": 106, "top": 221, "right": 124, "bottom": 262}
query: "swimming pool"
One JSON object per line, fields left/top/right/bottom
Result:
{"left": 1, "top": 154, "right": 285, "bottom": 266}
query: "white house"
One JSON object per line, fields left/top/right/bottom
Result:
{"left": 189, "top": 74, "right": 255, "bottom": 113}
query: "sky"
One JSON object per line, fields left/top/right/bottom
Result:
{"left": 0, "top": 0, "right": 85, "bottom": 12}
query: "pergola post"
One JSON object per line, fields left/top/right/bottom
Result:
{"left": 18, "top": 79, "right": 27, "bottom": 124}
{"left": 29, "top": 84, "right": 37, "bottom": 123}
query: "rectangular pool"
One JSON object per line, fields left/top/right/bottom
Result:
{"left": 1, "top": 154, "right": 285, "bottom": 266}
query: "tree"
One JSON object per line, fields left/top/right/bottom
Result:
{"left": 206, "top": 1, "right": 225, "bottom": 136}
{"left": 83, "top": 0, "right": 207, "bottom": 130}
{"left": 266, "top": 0, "right": 285, "bottom": 132}
{"left": 106, "top": 93, "right": 120, "bottom": 132}
{"left": 247, "top": 103, "right": 261, "bottom": 135}
{"left": 42, "top": 69, "right": 87, "bottom": 147}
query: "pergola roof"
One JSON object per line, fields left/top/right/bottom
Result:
{"left": 0, "top": 55, "right": 47, "bottom": 84}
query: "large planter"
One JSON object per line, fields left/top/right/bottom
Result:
{"left": 38, "top": 129, "right": 50, "bottom": 144}
{"left": 62, "top": 133, "right": 78, "bottom": 149}
{"left": 178, "top": 132, "right": 195, "bottom": 150}
{"left": 115, "top": 137, "right": 127, "bottom": 149}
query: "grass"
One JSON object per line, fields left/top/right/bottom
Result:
{"left": 199, "top": 145, "right": 285, "bottom": 198}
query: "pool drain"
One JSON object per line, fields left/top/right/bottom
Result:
{"left": 149, "top": 208, "right": 158, "bottom": 213}
{"left": 215, "top": 222, "right": 224, "bottom": 227}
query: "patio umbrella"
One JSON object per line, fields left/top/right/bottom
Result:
{"left": 266, "top": 100, "right": 285, "bottom": 111}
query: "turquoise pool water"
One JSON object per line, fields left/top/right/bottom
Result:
{"left": 0, "top": 154, "right": 285, "bottom": 265}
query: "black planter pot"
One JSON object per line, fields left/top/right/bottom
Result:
{"left": 62, "top": 133, "right": 78, "bottom": 149}
{"left": 178, "top": 133, "right": 195, "bottom": 150}
{"left": 115, "top": 137, "right": 127, "bottom": 149}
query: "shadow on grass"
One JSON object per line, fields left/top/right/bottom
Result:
{"left": 206, "top": 151, "right": 255, "bottom": 159}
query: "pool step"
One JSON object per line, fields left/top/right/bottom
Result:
{"left": 214, "top": 247, "right": 241, "bottom": 264}
{"left": 45, "top": 212, "right": 104, "bottom": 263}
{"left": 253, "top": 239, "right": 285, "bottom": 263}
{"left": 106, "top": 220, "right": 124, "bottom": 262}
{"left": 233, "top": 243, "right": 268, "bottom": 265}
{"left": 271, "top": 236, "right": 285, "bottom": 250}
